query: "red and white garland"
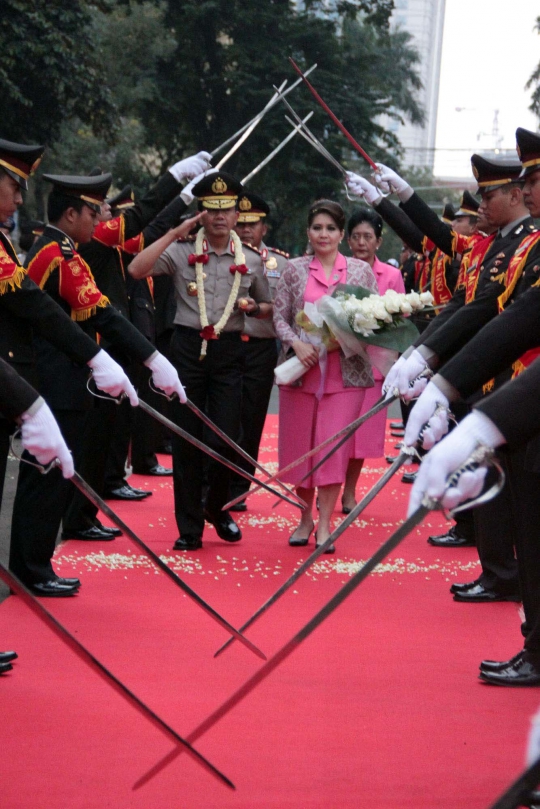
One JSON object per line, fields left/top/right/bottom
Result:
{"left": 189, "top": 227, "right": 248, "bottom": 359}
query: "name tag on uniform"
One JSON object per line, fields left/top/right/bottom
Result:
{"left": 265, "top": 270, "right": 281, "bottom": 278}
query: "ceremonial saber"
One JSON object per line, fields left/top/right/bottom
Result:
{"left": 278, "top": 92, "right": 347, "bottom": 177}
{"left": 210, "top": 65, "right": 317, "bottom": 158}
{"left": 0, "top": 562, "right": 234, "bottom": 790}
{"left": 138, "top": 398, "right": 302, "bottom": 510}
{"left": 133, "top": 500, "right": 435, "bottom": 790}
{"left": 215, "top": 451, "right": 411, "bottom": 658}
{"left": 68, "top": 469, "right": 267, "bottom": 661}
{"left": 135, "top": 446, "right": 503, "bottom": 790}
{"left": 488, "top": 759, "right": 540, "bottom": 809}
{"left": 223, "top": 393, "right": 397, "bottom": 511}
{"left": 288, "top": 57, "right": 379, "bottom": 171}
{"left": 183, "top": 397, "right": 306, "bottom": 509}
{"left": 214, "top": 80, "right": 288, "bottom": 170}
{"left": 241, "top": 111, "right": 314, "bottom": 185}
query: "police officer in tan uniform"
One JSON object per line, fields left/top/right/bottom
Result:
{"left": 129, "top": 170, "right": 272, "bottom": 549}
{"left": 229, "top": 190, "right": 289, "bottom": 510}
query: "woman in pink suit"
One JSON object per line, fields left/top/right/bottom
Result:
{"left": 341, "top": 208, "right": 406, "bottom": 513}
{"left": 273, "top": 200, "right": 377, "bottom": 552}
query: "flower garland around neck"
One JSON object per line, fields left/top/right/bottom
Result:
{"left": 189, "top": 227, "right": 248, "bottom": 359}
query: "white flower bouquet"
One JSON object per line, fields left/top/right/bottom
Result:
{"left": 275, "top": 287, "right": 433, "bottom": 386}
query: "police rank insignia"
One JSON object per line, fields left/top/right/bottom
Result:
{"left": 265, "top": 256, "right": 278, "bottom": 270}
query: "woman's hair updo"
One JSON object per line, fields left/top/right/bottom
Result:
{"left": 307, "top": 199, "right": 345, "bottom": 231}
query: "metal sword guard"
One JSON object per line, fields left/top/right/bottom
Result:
{"left": 421, "top": 444, "right": 505, "bottom": 515}
{"left": 86, "top": 376, "right": 125, "bottom": 405}
{"left": 9, "top": 430, "right": 61, "bottom": 475}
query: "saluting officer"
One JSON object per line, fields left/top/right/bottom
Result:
{"left": 129, "top": 170, "right": 272, "bottom": 550}
{"left": 228, "top": 190, "right": 289, "bottom": 510}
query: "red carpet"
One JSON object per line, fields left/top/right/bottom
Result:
{"left": 1, "top": 416, "right": 536, "bottom": 808}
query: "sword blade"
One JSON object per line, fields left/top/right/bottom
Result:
{"left": 69, "top": 471, "right": 267, "bottom": 662}
{"left": 210, "top": 65, "right": 317, "bottom": 158}
{"left": 488, "top": 758, "right": 540, "bottom": 809}
{"left": 285, "top": 117, "right": 346, "bottom": 176}
{"left": 223, "top": 394, "right": 396, "bottom": 511}
{"left": 0, "top": 562, "right": 234, "bottom": 790}
{"left": 241, "top": 111, "right": 313, "bottom": 185}
{"left": 134, "top": 504, "right": 431, "bottom": 789}
{"left": 215, "top": 452, "right": 410, "bottom": 657}
{"left": 138, "top": 398, "right": 302, "bottom": 510}
{"left": 214, "top": 80, "right": 288, "bottom": 170}
{"left": 288, "top": 57, "right": 378, "bottom": 171}
{"left": 184, "top": 398, "right": 305, "bottom": 508}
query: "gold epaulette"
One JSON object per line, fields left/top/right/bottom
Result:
{"left": 242, "top": 242, "right": 261, "bottom": 255}
{"left": 267, "top": 246, "right": 290, "bottom": 259}
{"left": 176, "top": 235, "right": 196, "bottom": 243}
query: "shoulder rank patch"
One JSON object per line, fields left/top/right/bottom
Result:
{"left": 59, "top": 236, "right": 74, "bottom": 260}
{"left": 267, "top": 246, "right": 290, "bottom": 259}
{"left": 176, "top": 235, "right": 196, "bottom": 243}
{"left": 242, "top": 242, "right": 261, "bottom": 255}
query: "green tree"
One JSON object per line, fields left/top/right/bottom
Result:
{"left": 0, "top": 0, "right": 117, "bottom": 144}
{"left": 526, "top": 16, "right": 540, "bottom": 117}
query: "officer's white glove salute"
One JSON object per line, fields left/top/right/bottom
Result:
{"left": 383, "top": 349, "right": 430, "bottom": 401}
{"left": 404, "top": 381, "right": 450, "bottom": 450}
{"left": 345, "top": 172, "right": 382, "bottom": 205}
{"left": 180, "top": 170, "right": 210, "bottom": 205}
{"left": 144, "top": 352, "right": 187, "bottom": 402}
{"left": 20, "top": 401, "right": 74, "bottom": 479}
{"left": 169, "top": 152, "right": 212, "bottom": 184}
{"left": 372, "top": 163, "right": 412, "bottom": 200}
{"left": 87, "top": 349, "right": 139, "bottom": 405}
{"left": 407, "top": 411, "right": 506, "bottom": 516}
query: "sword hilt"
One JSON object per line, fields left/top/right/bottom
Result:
{"left": 9, "top": 430, "right": 62, "bottom": 475}
{"left": 86, "top": 377, "right": 125, "bottom": 405}
{"left": 421, "top": 444, "right": 505, "bottom": 514}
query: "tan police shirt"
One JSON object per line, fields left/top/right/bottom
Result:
{"left": 151, "top": 236, "right": 270, "bottom": 332}
{"left": 242, "top": 242, "right": 289, "bottom": 339}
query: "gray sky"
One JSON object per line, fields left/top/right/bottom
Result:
{"left": 434, "top": 0, "right": 539, "bottom": 178}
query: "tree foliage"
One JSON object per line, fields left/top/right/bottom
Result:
{"left": 9, "top": 0, "right": 427, "bottom": 252}
{"left": 526, "top": 16, "right": 540, "bottom": 118}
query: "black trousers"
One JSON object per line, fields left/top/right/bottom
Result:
{"left": 10, "top": 410, "right": 86, "bottom": 584}
{"left": 505, "top": 443, "right": 540, "bottom": 658}
{"left": 0, "top": 420, "right": 13, "bottom": 514}
{"left": 229, "top": 337, "right": 278, "bottom": 500}
{"left": 472, "top": 455, "right": 518, "bottom": 592}
{"left": 169, "top": 326, "right": 243, "bottom": 539}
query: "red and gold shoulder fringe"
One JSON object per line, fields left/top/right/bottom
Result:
{"left": 27, "top": 241, "right": 110, "bottom": 321}
{"left": 0, "top": 234, "right": 26, "bottom": 295}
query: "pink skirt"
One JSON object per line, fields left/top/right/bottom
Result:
{"left": 278, "top": 386, "right": 366, "bottom": 488}
{"left": 351, "top": 379, "right": 386, "bottom": 459}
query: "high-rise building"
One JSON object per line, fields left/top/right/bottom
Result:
{"left": 382, "top": 0, "right": 446, "bottom": 170}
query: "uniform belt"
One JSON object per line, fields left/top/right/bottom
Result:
{"left": 174, "top": 324, "right": 242, "bottom": 341}
{"left": 240, "top": 334, "right": 275, "bottom": 343}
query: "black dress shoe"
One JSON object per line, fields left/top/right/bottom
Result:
{"left": 0, "top": 662, "right": 12, "bottom": 674}
{"left": 479, "top": 655, "right": 540, "bottom": 686}
{"left": 104, "top": 484, "right": 152, "bottom": 501}
{"left": 453, "top": 583, "right": 521, "bottom": 603}
{"left": 204, "top": 510, "right": 242, "bottom": 542}
{"left": 55, "top": 576, "right": 81, "bottom": 588}
{"left": 401, "top": 470, "right": 417, "bottom": 484}
{"left": 525, "top": 790, "right": 540, "bottom": 808}
{"left": 174, "top": 535, "right": 203, "bottom": 551}
{"left": 390, "top": 421, "right": 404, "bottom": 430}
{"left": 96, "top": 522, "right": 122, "bottom": 537}
{"left": 62, "top": 526, "right": 116, "bottom": 541}
{"left": 450, "top": 578, "right": 479, "bottom": 594}
{"left": 29, "top": 580, "right": 79, "bottom": 597}
{"left": 229, "top": 501, "right": 247, "bottom": 512}
{"left": 428, "top": 526, "right": 475, "bottom": 547}
{"left": 0, "top": 650, "right": 17, "bottom": 664}
{"left": 133, "top": 464, "right": 172, "bottom": 476}
{"left": 480, "top": 649, "right": 524, "bottom": 673}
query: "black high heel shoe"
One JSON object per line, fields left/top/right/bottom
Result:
{"left": 288, "top": 523, "right": 314, "bottom": 547}
{"left": 341, "top": 498, "right": 355, "bottom": 515}
{"left": 315, "top": 531, "right": 336, "bottom": 554}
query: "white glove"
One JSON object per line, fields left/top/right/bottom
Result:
{"left": 345, "top": 172, "right": 382, "bottom": 205}
{"left": 180, "top": 170, "right": 210, "bottom": 205}
{"left": 87, "top": 349, "right": 138, "bottom": 406}
{"left": 407, "top": 411, "right": 506, "bottom": 516}
{"left": 394, "top": 349, "right": 430, "bottom": 401}
{"left": 404, "top": 381, "right": 449, "bottom": 448}
{"left": 144, "top": 352, "right": 187, "bottom": 402}
{"left": 20, "top": 401, "right": 74, "bottom": 479}
{"left": 169, "top": 151, "right": 212, "bottom": 183}
{"left": 372, "top": 163, "right": 412, "bottom": 200}
{"left": 382, "top": 355, "right": 407, "bottom": 400}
